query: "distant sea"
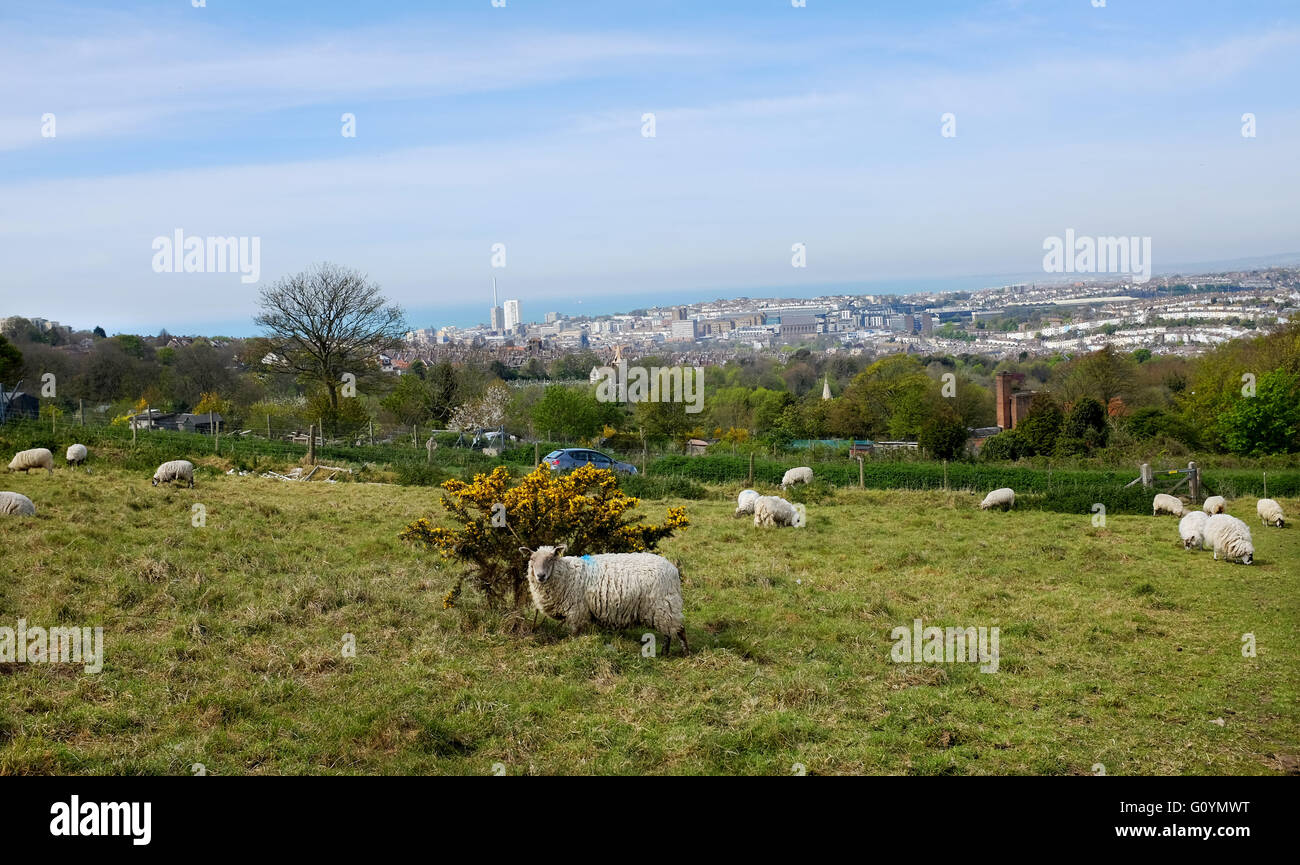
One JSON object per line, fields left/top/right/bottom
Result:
{"left": 116, "top": 251, "right": 1300, "bottom": 337}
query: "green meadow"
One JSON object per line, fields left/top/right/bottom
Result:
{"left": 1, "top": 466, "right": 1296, "bottom": 775}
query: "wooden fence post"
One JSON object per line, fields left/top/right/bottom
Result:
{"left": 534, "top": 441, "right": 539, "bottom": 466}
{"left": 215, "top": 420, "right": 220, "bottom": 453}
{"left": 943, "top": 458, "right": 948, "bottom": 492}
{"left": 1188, "top": 461, "right": 1200, "bottom": 502}
{"left": 267, "top": 414, "right": 272, "bottom": 441}
{"left": 308, "top": 423, "right": 316, "bottom": 464}
{"left": 859, "top": 455, "right": 865, "bottom": 489}
{"left": 1140, "top": 463, "right": 1152, "bottom": 488}
{"left": 79, "top": 399, "right": 84, "bottom": 426}
{"left": 748, "top": 452, "right": 755, "bottom": 486}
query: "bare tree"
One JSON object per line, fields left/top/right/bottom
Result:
{"left": 254, "top": 263, "right": 406, "bottom": 419}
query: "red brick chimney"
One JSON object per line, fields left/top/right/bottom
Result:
{"left": 996, "top": 372, "right": 1013, "bottom": 430}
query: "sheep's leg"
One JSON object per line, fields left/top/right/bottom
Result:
{"left": 678, "top": 628, "right": 689, "bottom": 655}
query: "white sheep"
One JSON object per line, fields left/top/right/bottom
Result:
{"left": 980, "top": 488, "right": 1015, "bottom": 511}
{"left": 753, "top": 495, "right": 797, "bottom": 527}
{"left": 0, "top": 491, "right": 36, "bottom": 516}
{"left": 519, "top": 544, "right": 688, "bottom": 654}
{"left": 1203, "top": 514, "right": 1254, "bottom": 565}
{"left": 152, "top": 459, "right": 195, "bottom": 488}
{"left": 1178, "top": 510, "right": 1208, "bottom": 550}
{"left": 8, "top": 448, "right": 54, "bottom": 475}
{"left": 1152, "top": 493, "right": 1184, "bottom": 517}
{"left": 1202, "top": 495, "right": 1226, "bottom": 515}
{"left": 734, "top": 488, "right": 759, "bottom": 517}
{"left": 1256, "top": 498, "right": 1285, "bottom": 528}
{"left": 66, "top": 444, "right": 88, "bottom": 466}
{"left": 780, "top": 466, "right": 813, "bottom": 489}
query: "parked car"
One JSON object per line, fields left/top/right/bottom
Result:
{"left": 543, "top": 448, "right": 638, "bottom": 475}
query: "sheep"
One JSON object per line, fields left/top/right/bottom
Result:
{"left": 1178, "top": 511, "right": 1208, "bottom": 550}
{"left": 780, "top": 466, "right": 813, "bottom": 490}
{"left": 152, "top": 459, "right": 195, "bottom": 488}
{"left": 980, "top": 488, "right": 1015, "bottom": 511}
{"left": 0, "top": 491, "right": 36, "bottom": 516}
{"left": 1256, "top": 498, "right": 1285, "bottom": 528}
{"left": 1202, "top": 495, "right": 1226, "bottom": 515}
{"left": 8, "top": 448, "right": 53, "bottom": 475}
{"left": 1203, "top": 514, "right": 1254, "bottom": 565}
{"left": 1152, "top": 493, "right": 1184, "bottom": 517}
{"left": 734, "top": 488, "right": 760, "bottom": 517}
{"left": 518, "top": 544, "right": 687, "bottom": 654}
{"left": 66, "top": 444, "right": 88, "bottom": 467}
{"left": 753, "top": 495, "right": 797, "bottom": 527}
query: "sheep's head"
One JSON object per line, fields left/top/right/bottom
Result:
{"left": 519, "top": 544, "right": 567, "bottom": 583}
{"left": 1242, "top": 551, "right": 1253, "bottom": 565}
{"left": 151, "top": 476, "right": 159, "bottom": 486}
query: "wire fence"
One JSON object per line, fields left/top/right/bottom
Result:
{"left": 0, "top": 403, "right": 687, "bottom": 475}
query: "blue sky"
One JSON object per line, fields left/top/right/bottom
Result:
{"left": 1, "top": 0, "right": 1298, "bottom": 335}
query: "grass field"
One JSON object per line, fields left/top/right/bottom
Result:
{"left": 1, "top": 466, "right": 1297, "bottom": 775}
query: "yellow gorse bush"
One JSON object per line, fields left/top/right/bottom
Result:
{"left": 401, "top": 464, "right": 688, "bottom": 610}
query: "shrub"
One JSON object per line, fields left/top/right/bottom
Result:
{"left": 400, "top": 465, "right": 688, "bottom": 612}
{"left": 979, "top": 430, "right": 1025, "bottom": 461}
{"left": 786, "top": 480, "right": 835, "bottom": 505}
{"left": 394, "top": 462, "right": 455, "bottom": 487}
{"left": 619, "top": 474, "right": 708, "bottom": 500}
{"left": 919, "top": 413, "right": 969, "bottom": 460}
{"left": 1017, "top": 394, "right": 1063, "bottom": 455}
{"left": 1216, "top": 370, "right": 1300, "bottom": 455}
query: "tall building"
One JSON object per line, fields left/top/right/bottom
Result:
{"left": 503, "top": 299, "right": 521, "bottom": 331}
{"left": 489, "top": 277, "right": 503, "bottom": 333}
{"left": 670, "top": 319, "right": 697, "bottom": 341}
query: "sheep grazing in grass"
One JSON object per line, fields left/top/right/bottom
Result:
{"left": 519, "top": 544, "right": 688, "bottom": 654}
{"left": 66, "top": 444, "right": 88, "bottom": 467}
{"left": 980, "top": 488, "right": 1015, "bottom": 511}
{"left": 152, "top": 459, "right": 195, "bottom": 488}
{"left": 8, "top": 448, "right": 53, "bottom": 475}
{"left": 1203, "top": 514, "right": 1254, "bottom": 565}
{"left": 1256, "top": 498, "right": 1285, "bottom": 528}
{"left": 781, "top": 466, "right": 813, "bottom": 490}
{"left": 734, "top": 489, "right": 759, "bottom": 517}
{"left": 0, "top": 491, "right": 36, "bottom": 516}
{"left": 1152, "top": 493, "right": 1184, "bottom": 517}
{"left": 753, "top": 495, "right": 797, "bottom": 527}
{"left": 1178, "top": 511, "right": 1208, "bottom": 550}
{"left": 1202, "top": 495, "right": 1226, "bottom": 515}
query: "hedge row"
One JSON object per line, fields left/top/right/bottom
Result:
{"left": 647, "top": 454, "right": 1300, "bottom": 508}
